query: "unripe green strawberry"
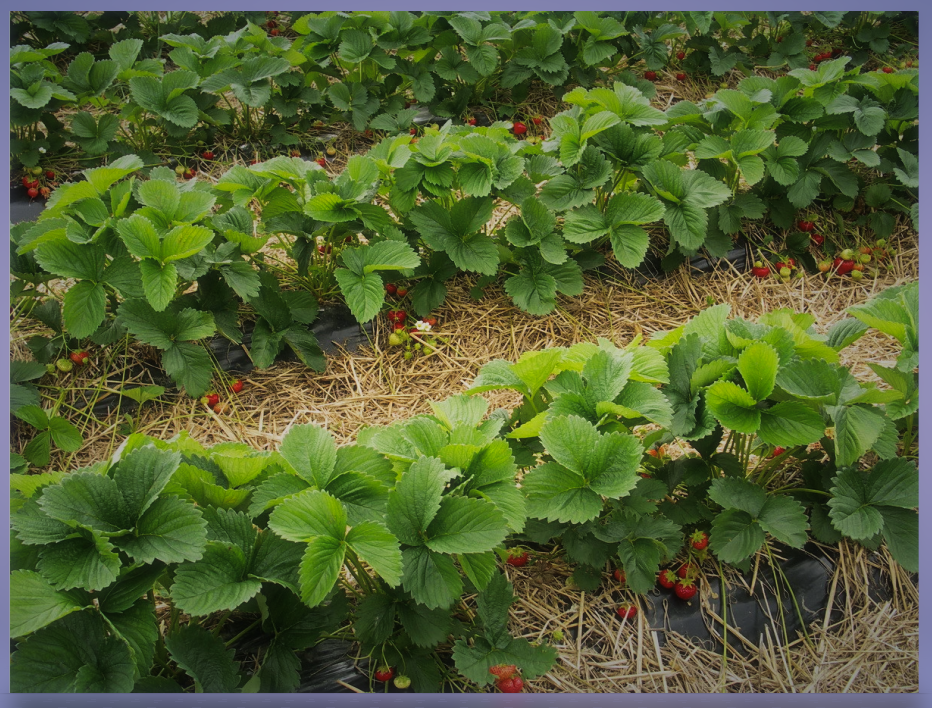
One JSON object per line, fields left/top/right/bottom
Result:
{"left": 46, "top": 363, "right": 57, "bottom": 374}
{"left": 552, "top": 629, "right": 564, "bottom": 642}
{"left": 175, "top": 165, "right": 186, "bottom": 175}
{"left": 404, "top": 350, "right": 413, "bottom": 360}
{"left": 850, "top": 269, "right": 864, "bottom": 281}
{"left": 839, "top": 248, "right": 855, "bottom": 261}
{"left": 388, "top": 332, "right": 403, "bottom": 347}
{"left": 779, "top": 266, "right": 791, "bottom": 278}
{"left": 56, "top": 358, "right": 73, "bottom": 372}
{"left": 393, "top": 675, "right": 411, "bottom": 690}
{"left": 859, "top": 253, "right": 871, "bottom": 264}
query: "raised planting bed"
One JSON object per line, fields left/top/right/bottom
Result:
{"left": 9, "top": 284, "right": 918, "bottom": 693}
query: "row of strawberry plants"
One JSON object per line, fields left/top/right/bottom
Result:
{"left": 11, "top": 11, "right": 917, "bottom": 171}
{"left": 12, "top": 51, "right": 917, "bottom": 405}
{"left": 10, "top": 282, "right": 918, "bottom": 692}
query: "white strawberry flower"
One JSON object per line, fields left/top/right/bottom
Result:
{"left": 38, "top": 147, "right": 46, "bottom": 153}
{"left": 414, "top": 320, "right": 432, "bottom": 332}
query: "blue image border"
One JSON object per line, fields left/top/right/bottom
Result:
{"left": 2, "top": 1, "right": 926, "bottom": 706}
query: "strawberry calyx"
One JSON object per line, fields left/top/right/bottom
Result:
{"left": 506, "top": 548, "right": 529, "bottom": 567}
{"left": 658, "top": 569, "right": 677, "bottom": 589}
{"left": 489, "top": 664, "right": 518, "bottom": 680}
{"left": 677, "top": 562, "right": 699, "bottom": 580}
{"left": 690, "top": 530, "right": 709, "bottom": 551}
{"left": 674, "top": 578, "right": 698, "bottom": 600}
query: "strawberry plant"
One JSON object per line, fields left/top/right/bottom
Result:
{"left": 450, "top": 574, "right": 557, "bottom": 689}
{"left": 465, "top": 283, "right": 918, "bottom": 596}
{"left": 13, "top": 405, "right": 83, "bottom": 468}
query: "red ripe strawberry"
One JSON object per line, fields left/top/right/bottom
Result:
{"left": 318, "top": 244, "right": 331, "bottom": 254}
{"left": 616, "top": 603, "right": 637, "bottom": 620}
{"left": 385, "top": 283, "right": 397, "bottom": 296}
{"left": 489, "top": 664, "right": 517, "bottom": 680}
{"left": 202, "top": 150, "right": 214, "bottom": 160}
{"left": 230, "top": 379, "right": 244, "bottom": 393}
{"left": 266, "top": 20, "right": 277, "bottom": 28}
{"left": 512, "top": 121, "right": 527, "bottom": 135}
{"left": 770, "top": 446, "right": 786, "bottom": 458}
{"left": 882, "top": 66, "right": 894, "bottom": 74}
{"left": 644, "top": 70, "right": 657, "bottom": 81}
{"left": 22, "top": 176, "right": 30, "bottom": 186}
{"left": 396, "top": 287, "right": 408, "bottom": 297}
{"left": 677, "top": 562, "right": 699, "bottom": 580}
{"left": 270, "top": 28, "right": 280, "bottom": 36}
{"left": 250, "top": 159, "right": 259, "bottom": 165}
{"left": 690, "top": 531, "right": 709, "bottom": 551}
{"left": 658, "top": 569, "right": 677, "bottom": 589}
{"left": 775, "top": 261, "right": 787, "bottom": 271}
{"left": 532, "top": 116, "right": 542, "bottom": 125}
{"left": 394, "top": 322, "right": 406, "bottom": 331}
{"left": 316, "top": 157, "right": 327, "bottom": 167}
{"left": 811, "top": 233, "right": 824, "bottom": 247}
{"left": 374, "top": 666, "right": 394, "bottom": 682}
{"left": 837, "top": 259, "right": 855, "bottom": 275}
{"left": 676, "top": 72, "right": 687, "bottom": 81}
{"left": 806, "top": 39, "right": 813, "bottom": 47}
{"left": 45, "top": 170, "right": 55, "bottom": 179}
{"left": 27, "top": 187, "right": 38, "bottom": 199}
{"left": 776, "top": 36, "right": 783, "bottom": 43}
{"left": 410, "top": 127, "right": 417, "bottom": 135}
{"left": 833, "top": 257, "right": 843, "bottom": 270}
{"left": 797, "top": 220, "right": 814, "bottom": 232}
{"left": 613, "top": 569, "right": 626, "bottom": 583}
{"left": 506, "top": 549, "right": 529, "bottom": 567}
{"left": 497, "top": 677, "right": 524, "bottom": 693}
{"left": 424, "top": 316, "right": 437, "bottom": 327}
{"left": 26, "top": 179, "right": 39, "bottom": 189}
{"left": 752, "top": 266, "right": 770, "bottom": 279}
{"left": 674, "top": 579, "right": 697, "bottom": 601}
{"left": 206, "top": 393, "right": 220, "bottom": 407}
{"left": 676, "top": 51, "right": 686, "bottom": 60}
{"left": 70, "top": 351, "right": 89, "bottom": 365}
{"left": 809, "top": 64, "right": 817, "bottom": 71}
{"left": 184, "top": 168, "right": 196, "bottom": 179}
{"left": 467, "top": 117, "right": 477, "bottom": 125}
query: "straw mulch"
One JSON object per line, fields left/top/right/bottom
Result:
{"left": 506, "top": 543, "right": 917, "bottom": 693}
